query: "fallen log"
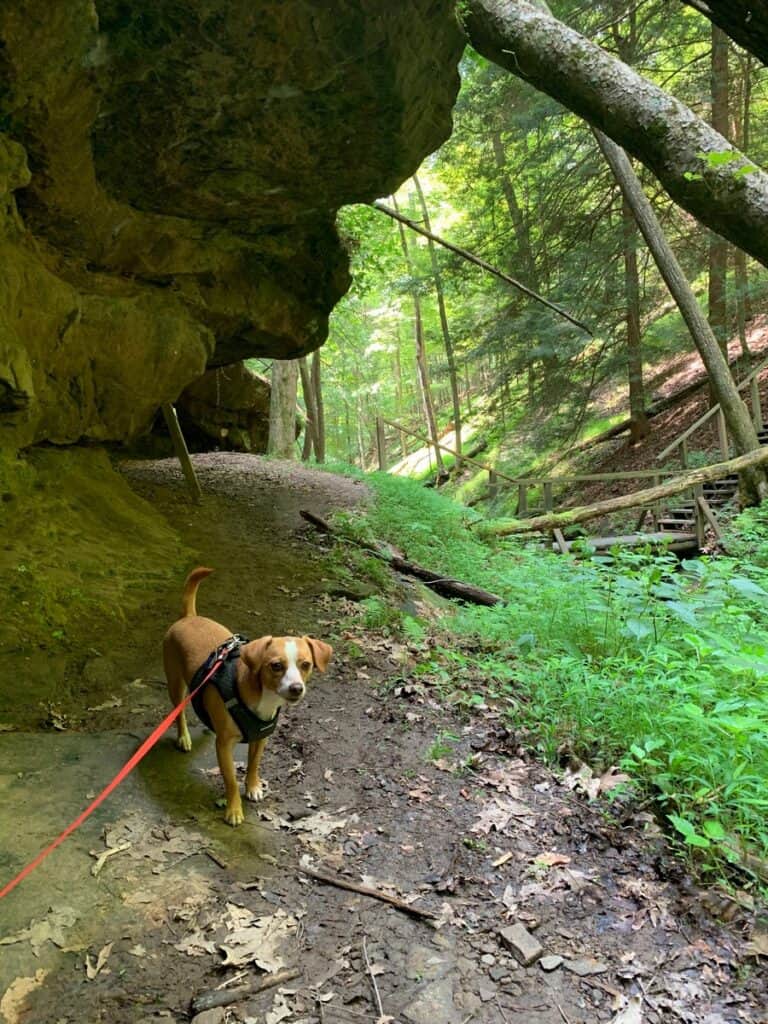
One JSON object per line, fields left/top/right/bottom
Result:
{"left": 299, "top": 509, "right": 502, "bottom": 606}
{"left": 479, "top": 447, "right": 768, "bottom": 537}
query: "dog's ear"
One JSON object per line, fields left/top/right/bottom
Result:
{"left": 241, "top": 636, "right": 273, "bottom": 674}
{"left": 303, "top": 637, "right": 333, "bottom": 673}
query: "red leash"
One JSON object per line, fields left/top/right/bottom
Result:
{"left": 0, "top": 654, "right": 227, "bottom": 902}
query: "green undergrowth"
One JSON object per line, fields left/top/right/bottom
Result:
{"left": 338, "top": 470, "right": 768, "bottom": 884}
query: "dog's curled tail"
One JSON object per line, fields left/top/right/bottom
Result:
{"left": 181, "top": 566, "right": 215, "bottom": 617}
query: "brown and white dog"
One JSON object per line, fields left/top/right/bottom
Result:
{"left": 163, "top": 567, "right": 332, "bottom": 826}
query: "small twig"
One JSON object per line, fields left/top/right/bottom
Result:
{"left": 553, "top": 998, "right": 573, "bottom": 1024}
{"left": 299, "top": 865, "right": 437, "bottom": 921}
{"left": 90, "top": 841, "right": 131, "bottom": 876}
{"left": 205, "top": 848, "right": 229, "bottom": 870}
{"left": 190, "top": 967, "right": 301, "bottom": 1014}
{"left": 495, "top": 995, "right": 510, "bottom": 1023}
{"left": 362, "top": 936, "right": 385, "bottom": 1020}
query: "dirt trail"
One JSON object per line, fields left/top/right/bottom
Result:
{"left": 0, "top": 454, "right": 764, "bottom": 1024}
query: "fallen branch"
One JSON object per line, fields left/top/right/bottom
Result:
{"left": 479, "top": 447, "right": 768, "bottom": 537}
{"left": 373, "top": 201, "right": 591, "bottom": 336}
{"left": 300, "top": 509, "right": 502, "bottom": 606}
{"left": 299, "top": 865, "right": 438, "bottom": 921}
{"left": 190, "top": 967, "right": 302, "bottom": 1014}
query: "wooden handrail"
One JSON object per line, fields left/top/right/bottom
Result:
{"left": 379, "top": 416, "right": 683, "bottom": 485}
{"left": 657, "top": 354, "right": 768, "bottom": 462}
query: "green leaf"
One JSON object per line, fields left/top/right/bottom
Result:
{"left": 702, "top": 820, "right": 727, "bottom": 841}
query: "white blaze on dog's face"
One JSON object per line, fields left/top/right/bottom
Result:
{"left": 270, "top": 639, "right": 311, "bottom": 703}
{"left": 244, "top": 635, "right": 333, "bottom": 706}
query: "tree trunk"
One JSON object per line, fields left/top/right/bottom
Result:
{"left": 491, "top": 130, "right": 550, "bottom": 397}
{"left": 708, "top": 26, "right": 730, "bottom": 366}
{"left": 391, "top": 194, "right": 446, "bottom": 478}
{"left": 298, "top": 357, "right": 318, "bottom": 461}
{"left": 412, "top": 173, "right": 463, "bottom": 459}
{"left": 593, "top": 131, "right": 766, "bottom": 503}
{"left": 268, "top": 359, "right": 298, "bottom": 460}
{"left": 311, "top": 351, "right": 326, "bottom": 463}
{"left": 464, "top": 0, "right": 768, "bottom": 269}
{"left": 734, "top": 51, "right": 754, "bottom": 359}
{"left": 681, "top": 1, "right": 768, "bottom": 65}
{"left": 622, "top": 195, "right": 648, "bottom": 443}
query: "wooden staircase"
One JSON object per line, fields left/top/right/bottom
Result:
{"left": 374, "top": 358, "right": 767, "bottom": 555}
{"left": 655, "top": 392, "right": 768, "bottom": 545}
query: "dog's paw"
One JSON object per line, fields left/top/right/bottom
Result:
{"left": 245, "top": 780, "right": 267, "bottom": 802}
{"left": 225, "top": 805, "right": 245, "bottom": 827}
{"left": 176, "top": 732, "right": 192, "bottom": 753}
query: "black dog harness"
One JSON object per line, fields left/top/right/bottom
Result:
{"left": 189, "top": 635, "right": 281, "bottom": 744}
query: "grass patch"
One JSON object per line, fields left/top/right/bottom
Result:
{"left": 339, "top": 469, "right": 768, "bottom": 881}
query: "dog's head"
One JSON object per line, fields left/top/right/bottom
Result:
{"left": 241, "top": 635, "right": 333, "bottom": 704}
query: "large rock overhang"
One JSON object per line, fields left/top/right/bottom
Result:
{"left": 0, "top": 1, "right": 463, "bottom": 448}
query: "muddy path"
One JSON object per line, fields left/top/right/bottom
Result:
{"left": 0, "top": 454, "right": 764, "bottom": 1024}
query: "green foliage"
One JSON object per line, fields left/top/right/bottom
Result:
{"left": 344, "top": 469, "right": 768, "bottom": 879}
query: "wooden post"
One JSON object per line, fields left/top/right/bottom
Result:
{"left": 652, "top": 473, "right": 661, "bottom": 529}
{"left": 517, "top": 483, "right": 528, "bottom": 518}
{"left": 696, "top": 494, "right": 723, "bottom": 540}
{"left": 161, "top": 403, "right": 202, "bottom": 504}
{"left": 751, "top": 376, "right": 763, "bottom": 432}
{"left": 376, "top": 417, "right": 387, "bottom": 472}
{"left": 543, "top": 481, "right": 554, "bottom": 512}
{"left": 488, "top": 470, "right": 499, "bottom": 501}
{"left": 553, "top": 528, "right": 569, "bottom": 554}
{"left": 717, "top": 409, "right": 729, "bottom": 460}
{"left": 693, "top": 484, "right": 706, "bottom": 548}
{"left": 681, "top": 438, "right": 689, "bottom": 468}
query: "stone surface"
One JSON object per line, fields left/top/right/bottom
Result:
{"left": 540, "top": 954, "right": 564, "bottom": 972}
{"left": 176, "top": 362, "right": 275, "bottom": 453}
{"left": 499, "top": 923, "right": 544, "bottom": 967}
{"left": 0, "top": 1, "right": 463, "bottom": 450}
{"left": 562, "top": 957, "right": 609, "bottom": 977}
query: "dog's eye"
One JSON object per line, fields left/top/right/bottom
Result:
{"left": 300, "top": 661, "right": 312, "bottom": 672}
{"left": 270, "top": 661, "right": 284, "bottom": 672}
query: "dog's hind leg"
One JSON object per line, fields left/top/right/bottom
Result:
{"left": 164, "top": 657, "right": 192, "bottom": 752}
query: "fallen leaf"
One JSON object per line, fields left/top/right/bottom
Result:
{"left": 492, "top": 851, "right": 514, "bottom": 868}
{"left": 609, "top": 996, "right": 643, "bottom": 1024}
{"left": 86, "top": 698, "right": 122, "bottom": 711}
{"left": 218, "top": 906, "right": 298, "bottom": 971}
{"left": 85, "top": 942, "right": 113, "bottom": 980}
{"left": 286, "top": 810, "right": 349, "bottom": 838}
{"left": 534, "top": 852, "right": 571, "bottom": 868}
{"left": 0, "top": 907, "right": 78, "bottom": 956}
{"left": 472, "top": 796, "right": 532, "bottom": 834}
{"left": 745, "top": 923, "right": 768, "bottom": 958}
{"left": 265, "top": 989, "right": 293, "bottom": 1024}
{"left": 0, "top": 970, "right": 49, "bottom": 1024}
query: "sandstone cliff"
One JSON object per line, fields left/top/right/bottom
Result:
{"left": 0, "top": 0, "right": 462, "bottom": 450}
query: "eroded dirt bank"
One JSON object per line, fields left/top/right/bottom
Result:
{"left": 0, "top": 454, "right": 764, "bottom": 1024}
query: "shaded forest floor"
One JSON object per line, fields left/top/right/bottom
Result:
{"left": 1, "top": 455, "right": 765, "bottom": 1024}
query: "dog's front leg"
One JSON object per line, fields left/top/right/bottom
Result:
{"left": 245, "top": 739, "right": 268, "bottom": 802}
{"left": 216, "top": 736, "right": 244, "bottom": 826}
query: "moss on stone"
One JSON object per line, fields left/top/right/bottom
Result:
{"left": 0, "top": 447, "right": 187, "bottom": 652}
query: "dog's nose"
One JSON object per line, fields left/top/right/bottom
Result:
{"left": 288, "top": 682, "right": 304, "bottom": 699}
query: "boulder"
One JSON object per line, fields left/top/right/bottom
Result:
{"left": 177, "top": 362, "right": 297, "bottom": 453}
